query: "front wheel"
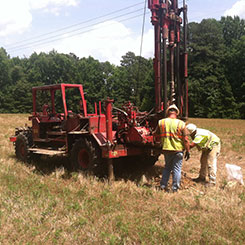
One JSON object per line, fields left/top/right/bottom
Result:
{"left": 70, "top": 138, "right": 100, "bottom": 172}
{"left": 15, "top": 133, "right": 31, "bottom": 162}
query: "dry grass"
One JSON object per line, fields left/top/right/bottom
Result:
{"left": 0, "top": 114, "right": 245, "bottom": 244}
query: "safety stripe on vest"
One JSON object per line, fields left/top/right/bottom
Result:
{"left": 159, "top": 119, "right": 183, "bottom": 139}
{"left": 177, "top": 120, "right": 181, "bottom": 136}
{"left": 160, "top": 133, "right": 183, "bottom": 139}
{"left": 159, "top": 133, "right": 184, "bottom": 139}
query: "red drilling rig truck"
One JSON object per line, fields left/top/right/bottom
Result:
{"left": 10, "top": 0, "right": 188, "bottom": 179}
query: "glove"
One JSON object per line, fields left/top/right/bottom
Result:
{"left": 184, "top": 151, "right": 190, "bottom": 161}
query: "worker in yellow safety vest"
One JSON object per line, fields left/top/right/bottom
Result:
{"left": 186, "top": 123, "right": 221, "bottom": 186}
{"left": 154, "top": 104, "right": 190, "bottom": 192}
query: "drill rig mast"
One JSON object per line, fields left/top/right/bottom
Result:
{"left": 148, "top": 0, "right": 188, "bottom": 119}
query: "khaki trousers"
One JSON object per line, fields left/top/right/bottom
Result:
{"left": 199, "top": 142, "right": 221, "bottom": 183}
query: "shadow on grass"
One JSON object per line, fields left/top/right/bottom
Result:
{"left": 30, "top": 155, "right": 70, "bottom": 176}
{"left": 9, "top": 153, "right": 163, "bottom": 184}
{"left": 9, "top": 153, "right": 70, "bottom": 176}
{"left": 113, "top": 158, "right": 163, "bottom": 184}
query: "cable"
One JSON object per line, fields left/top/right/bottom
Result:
{"left": 7, "top": 0, "right": 193, "bottom": 54}
{"left": 7, "top": 8, "right": 147, "bottom": 52}
{"left": 8, "top": 12, "right": 150, "bottom": 53}
{"left": 139, "top": 0, "right": 147, "bottom": 58}
{"left": 136, "top": 0, "right": 147, "bottom": 93}
{"left": 6, "top": 2, "right": 144, "bottom": 49}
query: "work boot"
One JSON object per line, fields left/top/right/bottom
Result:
{"left": 192, "top": 176, "right": 206, "bottom": 183}
{"left": 158, "top": 185, "right": 169, "bottom": 192}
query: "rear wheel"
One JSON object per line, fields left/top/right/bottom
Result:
{"left": 70, "top": 138, "right": 100, "bottom": 172}
{"left": 15, "top": 133, "right": 31, "bottom": 162}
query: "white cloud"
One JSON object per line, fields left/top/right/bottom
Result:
{"left": 30, "top": 0, "right": 78, "bottom": 9}
{"left": 1, "top": 1, "right": 154, "bottom": 64}
{"left": 0, "top": 0, "right": 32, "bottom": 36}
{"left": 224, "top": 0, "right": 245, "bottom": 18}
{"left": 43, "top": 21, "right": 154, "bottom": 65}
{"left": 0, "top": 0, "right": 79, "bottom": 37}
{"left": 29, "top": 0, "right": 79, "bottom": 15}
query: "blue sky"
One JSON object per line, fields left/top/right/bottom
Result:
{"left": 0, "top": 0, "right": 244, "bottom": 65}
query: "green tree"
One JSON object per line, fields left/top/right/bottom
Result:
{"left": 0, "top": 48, "right": 11, "bottom": 88}
{"left": 220, "top": 16, "right": 245, "bottom": 46}
{"left": 27, "top": 51, "right": 79, "bottom": 85}
{"left": 0, "top": 48, "right": 11, "bottom": 112}
{"left": 116, "top": 52, "right": 153, "bottom": 110}
{"left": 188, "top": 19, "right": 239, "bottom": 118}
{"left": 4, "top": 81, "right": 32, "bottom": 113}
{"left": 224, "top": 36, "right": 245, "bottom": 118}
{"left": 77, "top": 56, "right": 115, "bottom": 112}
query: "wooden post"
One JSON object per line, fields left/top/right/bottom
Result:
{"left": 107, "top": 159, "right": 115, "bottom": 182}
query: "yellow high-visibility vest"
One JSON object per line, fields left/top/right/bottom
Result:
{"left": 159, "top": 118, "right": 185, "bottom": 151}
{"left": 193, "top": 128, "right": 220, "bottom": 150}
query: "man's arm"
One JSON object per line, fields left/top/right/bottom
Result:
{"left": 182, "top": 126, "right": 190, "bottom": 160}
{"left": 190, "top": 142, "right": 197, "bottom": 149}
{"left": 182, "top": 126, "right": 190, "bottom": 152}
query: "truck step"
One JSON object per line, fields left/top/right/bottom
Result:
{"left": 47, "top": 131, "right": 66, "bottom": 136}
{"left": 33, "top": 138, "right": 51, "bottom": 142}
{"left": 29, "top": 148, "right": 66, "bottom": 156}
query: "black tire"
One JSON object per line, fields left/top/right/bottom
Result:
{"left": 15, "top": 133, "right": 31, "bottom": 162}
{"left": 70, "top": 137, "right": 100, "bottom": 172}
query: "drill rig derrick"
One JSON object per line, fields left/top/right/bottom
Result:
{"left": 148, "top": 0, "right": 188, "bottom": 119}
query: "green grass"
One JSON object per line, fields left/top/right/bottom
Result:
{"left": 231, "top": 135, "right": 245, "bottom": 152}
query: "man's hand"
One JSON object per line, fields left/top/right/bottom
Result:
{"left": 184, "top": 151, "right": 190, "bottom": 161}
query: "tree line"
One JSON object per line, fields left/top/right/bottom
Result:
{"left": 0, "top": 16, "right": 244, "bottom": 118}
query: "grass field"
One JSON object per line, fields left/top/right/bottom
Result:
{"left": 0, "top": 114, "right": 244, "bottom": 244}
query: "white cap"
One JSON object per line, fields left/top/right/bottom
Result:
{"left": 186, "top": 123, "right": 197, "bottom": 134}
{"left": 166, "top": 104, "right": 179, "bottom": 116}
